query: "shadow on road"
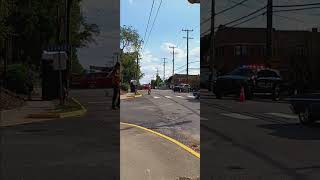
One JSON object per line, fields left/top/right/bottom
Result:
{"left": 258, "top": 123, "right": 320, "bottom": 140}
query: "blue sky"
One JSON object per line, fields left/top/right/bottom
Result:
{"left": 121, "top": 0, "right": 200, "bottom": 84}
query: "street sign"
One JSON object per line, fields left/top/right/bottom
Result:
{"left": 46, "top": 44, "right": 71, "bottom": 52}
{"left": 42, "top": 51, "right": 68, "bottom": 70}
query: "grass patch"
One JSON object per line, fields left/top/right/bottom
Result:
{"left": 54, "top": 98, "right": 82, "bottom": 113}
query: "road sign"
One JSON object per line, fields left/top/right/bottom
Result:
{"left": 42, "top": 51, "right": 68, "bottom": 70}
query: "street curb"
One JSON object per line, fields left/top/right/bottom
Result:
{"left": 27, "top": 97, "right": 87, "bottom": 119}
{"left": 120, "top": 122, "right": 200, "bottom": 159}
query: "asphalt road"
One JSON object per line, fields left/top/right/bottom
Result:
{"left": 1, "top": 89, "right": 120, "bottom": 180}
{"left": 201, "top": 90, "right": 320, "bottom": 180}
{"left": 121, "top": 89, "right": 200, "bottom": 151}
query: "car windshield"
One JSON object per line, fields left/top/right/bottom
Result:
{"left": 257, "top": 70, "right": 280, "bottom": 78}
{"left": 228, "top": 68, "right": 254, "bottom": 77}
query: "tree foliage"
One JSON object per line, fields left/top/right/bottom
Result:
{"left": 1, "top": 0, "right": 99, "bottom": 74}
{"left": 120, "top": 26, "right": 144, "bottom": 83}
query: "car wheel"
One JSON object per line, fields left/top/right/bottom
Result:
{"left": 299, "top": 107, "right": 314, "bottom": 125}
{"left": 272, "top": 84, "right": 281, "bottom": 101}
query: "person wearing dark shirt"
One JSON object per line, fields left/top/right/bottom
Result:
{"left": 108, "top": 62, "right": 120, "bottom": 110}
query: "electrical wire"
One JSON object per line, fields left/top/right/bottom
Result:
{"left": 273, "top": 6, "right": 320, "bottom": 13}
{"left": 143, "top": 0, "right": 163, "bottom": 52}
{"left": 274, "top": 2, "right": 320, "bottom": 8}
{"left": 216, "top": 0, "right": 250, "bottom": 16}
{"left": 215, "top": 5, "right": 266, "bottom": 30}
{"left": 143, "top": 0, "right": 155, "bottom": 45}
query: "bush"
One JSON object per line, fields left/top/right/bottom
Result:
{"left": 6, "top": 64, "right": 29, "bottom": 94}
{"left": 121, "top": 83, "right": 130, "bottom": 92}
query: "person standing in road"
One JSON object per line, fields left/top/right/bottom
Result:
{"left": 108, "top": 62, "right": 120, "bottom": 110}
{"left": 26, "top": 63, "right": 34, "bottom": 100}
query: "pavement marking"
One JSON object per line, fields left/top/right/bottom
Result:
{"left": 176, "top": 96, "right": 185, "bottom": 99}
{"left": 153, "top": 96, "right": 161, "bottom": 99}
{"left": 120, "top": 122, "right": 200, "bottom": 159}
{"left": 165, "top": 96, "right": 172, "bottom": 99}
{"left": 188, "top": 95, "right": 195, "bottom": 98}
{"left": 265, "top": 113, "right": 298, "bottom": 119}
{"left": 201, "top": 117, "right": 208, "bottom": 121}
{"left": 221, "top": 113, "right": 258, "bottom": 120}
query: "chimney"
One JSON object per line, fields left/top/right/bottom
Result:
{"left": 312, "top": 28, "right": 318, "bottom": 33}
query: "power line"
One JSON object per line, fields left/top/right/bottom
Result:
{"left": 143, "top": 0, "right": 163, "bottom": 52}
{"left": 215, "top": 5, "right": 267, "bottom": 30}
{"left": 273, "top": 6, "right": 320, "bottom": 13}
{"left": 175, "top": 61, "right": 200, "bottom": 71}
{"left": 273, "top": 2, "right": 320, "bottom": 8}
{"left": 215, "top": 0, "right": 250, "bottom": 16}
{"left": 142, "top": 0, "right": 155, "bottom": 45}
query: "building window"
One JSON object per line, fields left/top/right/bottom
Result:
{"left": 234, "top": 45, "right": 248, "bottom": 56}
{"left": 216, "top": 47, "right": 225, "bottom": 57}
{"left": 234, "top": 46, "right": 241, "bottom": 56}
{"left": 296, "top": 46, "right": 306, "bottom": 56}
{"left": 260, "top": 46, "right": 266, "bottom": 56}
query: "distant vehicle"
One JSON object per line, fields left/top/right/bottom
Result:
{"left": 73, "top": 72, "right": 112, "bottom": 88}
{"left": 174, "top": 83, "right": 190, "bottom": 92}
{"left": 193, "top": 91, "right": 200, "bottom": 99}
{"left": 289, "top": 93, "right": 320, "bottom": 125}
{"left": 213, "top": 65, "right": 283, "bottom": 100}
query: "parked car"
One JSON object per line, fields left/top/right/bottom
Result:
{"left": 289, "top": 93, "right": 320, "bottom": 125}
{"left": 213, "top": 66, "right": 283, "bottom": 100}
{"left": 173, "top": 83, "right": 190, "bottom": 92}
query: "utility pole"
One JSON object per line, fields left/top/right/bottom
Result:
{"left": 136, "top": 53, "right": 141, "bottom": 81}
{"left": 65, "top": 0, "right": 73, "bottom": 92}
{"left": 156, "top": 68, "right": 159, "bottom": 88}
{"left": 182, "top": 29, "right": 193, "bottom": 85}
{"left": 169, "top": 46, "right": 176, "bottom": 85}
{"left": 169, "top": 46, "right": 176, "bottom": 76}
{"left": 266, "top": 0, "right": 273, "bottom": 66}
{"left": 162, "top": 58, "right": 167, "bottom": 81}
{"left": 210, "top": 0, "right": 215, "bottom": 74}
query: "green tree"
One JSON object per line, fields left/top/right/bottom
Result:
{"left": 3, "top": 0, "right": 99, "bottom": 72}
{"left": 120, "top": 26, "right": 143, "bottom": 84}
{"left": 151, "top": 74, "right": 163, "bottom": 88}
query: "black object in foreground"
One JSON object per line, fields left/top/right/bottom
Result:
{"left": 289, "top": 93, "right": 320, "bottom": 125}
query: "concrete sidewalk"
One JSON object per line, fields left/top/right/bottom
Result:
{"left": 120, "top": 123, "right": 199, "bottom": 180}
{"left": 120, "top": 92, "right": 142, "bottom": 100}
{"left": 0, "top": 101, "right": 56, "bottom": 127}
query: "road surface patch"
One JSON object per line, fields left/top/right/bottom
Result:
{"left": 120, "top": 122, "right": 200, "bottom": 159}
{"left": 221, "top": 113, "right": 258, "bottom": 120}
{"left": 265, "top": 113, "right": 298, "bottom": 119}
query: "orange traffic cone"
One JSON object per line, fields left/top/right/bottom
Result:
{"left": 239, "top": 86, "right": 245, "bottom": 102}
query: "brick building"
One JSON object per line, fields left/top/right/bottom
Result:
{"left": 201, "top": 26, "right": 320, "bottom": 89}
{"left": 170, "top": 74, "right": 200, "bottom": 90}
